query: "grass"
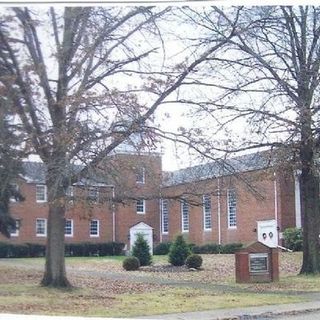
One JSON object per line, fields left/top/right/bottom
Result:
{"left": 0, "top": 283, "right": 304, "bottom": 317}
{"left": 0, "top": 252, "right": 317, "bottom": 317}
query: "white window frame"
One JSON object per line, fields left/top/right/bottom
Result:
{"left": 227, "top": 189, "right": 237, "bottom": 229}
{"left": 9, "top": 184, "right": 19, "bottom": 203}
{"left": 36, "top": 185, "right": 47, "bottom": 203}
{"left": 161, "top": 199, "right": 169, "bottom": 234}
{"left": 36, "top": 218, "right": 47, "bottom": 237}
{"left": 65, "top": 219, "right": 74, "bottom": 237}
{"left": 10, "top": 219, "right": 20, "bottom": 237}
{"left": 90, "top": 219, "right": 100, "bottom": 237}
{"left": 181, "top": 199, "right": 189, "bottom": 233}
{"left": 136, "top": 167, "right": 145, "bottom": 184}
{"left": 136, "top": 199, "right": 145, "bottom": 214}
{"left": 203, "top": 194, "right": 212, "bottom": 231}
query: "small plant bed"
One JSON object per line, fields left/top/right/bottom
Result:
{"left": 140, "top": 264, "right": 201, "bottom": 273}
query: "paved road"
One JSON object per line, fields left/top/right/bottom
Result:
{"left": 274, "top": 310, "right": 320, "bottom": 319}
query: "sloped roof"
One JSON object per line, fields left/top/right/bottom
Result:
{"left": 21, "top": 161, "right": 109, "bottom": 186}
{"left": 163, "top": 152, "right": 272, "bottom": 187}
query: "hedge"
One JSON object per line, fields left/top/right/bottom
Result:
{"left": 0, "top": 241, "right": 124, "bottom": 258}
{"left": 192, "top": 242, "right": 243, "bottom": 254}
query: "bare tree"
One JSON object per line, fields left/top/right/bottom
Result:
{"left": 0, "top": 6, "right": 239, "bottom": 287}
{"left": 171, "top": 6, "right": 320, "bottom": 274}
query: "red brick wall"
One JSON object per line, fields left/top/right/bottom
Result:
{"left": 162, "top": 169, "right": 296, "bottom": 246}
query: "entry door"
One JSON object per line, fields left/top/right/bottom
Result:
{"left": 257, "top": 220, "right": 278, "bottom": 248}
{"left": 129, "top": 225, "right": 153, "bottom": 254}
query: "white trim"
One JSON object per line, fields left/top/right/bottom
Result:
{"left": 217, "top": 178, "right": 221, "bottom": 244}
{"left": 36, "top": 218, "right": 47, "bottom": 237}
{"left": 10, "top": 219, "right": 20, "bottom": 237}
{"left": 136, "top": 167, "right": 145, "bottom": 184}
{"left": 181, "top": 200, "right": 189, "bottom": 233}
{"left": 294, "top": 170, "right": 302, "bottom": 228}
{"left": 136, "top": 199, "right": 146, "bottom": 214}
{"left": 161, "top": 199, "right": 169, "bottom": 234}
{"left": 203, "top": 194, "right": 212, "bottom": 231}
{"left": 65, "top": 219, "right": 74, "bottom": 237}
{"left": 36, "top": 185, "right": 47, "bottom": 203}
{"left": 90, "top": 219, "right": 100, "bottom": 237}
{"left": 227, "top": 188, "right": 237, "bottom": 229}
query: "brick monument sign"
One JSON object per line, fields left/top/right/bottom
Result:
{"left": 235, "top": 241, "right": 279, "bottom": 283}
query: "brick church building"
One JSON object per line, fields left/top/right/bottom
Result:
{"left": 3, "top": 149, "right": 301, "bottom": 251}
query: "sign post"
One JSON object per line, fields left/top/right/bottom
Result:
{"left": 235, "top": 242, "right": 279, "bottom": 283}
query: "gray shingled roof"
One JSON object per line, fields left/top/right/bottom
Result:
{"left": 163, "top": 152, "right": 272, "bottom": 187}
{"left": 21, "top": 161, "right": 109, "bottom": 186}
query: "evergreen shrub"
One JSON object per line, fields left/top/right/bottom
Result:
{"left": 154, "top": 242, "right": 172, "bottom": 255}
{"left": 168, "top": 234, "right": 191, "bottom": 266}
{"left": 132, "top": 233, "right": 152, "bottom": 266}
{"left": 123, "top": 256, "right": 140, "bottom": 271}
{"left": 283, "top": 228, "right": 303, "bottom": 251}
{"left": 186, "top": 254, "right": 203, "bottom": 269}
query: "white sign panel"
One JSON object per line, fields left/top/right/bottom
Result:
{"left": 257, "top": 219, "right": 278, "bottom": 248}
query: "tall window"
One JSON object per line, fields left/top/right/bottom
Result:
{"left": 36, "top": 218, "right": 47, "bottom": 237}
{"left": 181, "top": 200, "right": 189, "bottom": 232}
{"left": 136, "top": 167, "right": 145, "bottom": 184}
{"left": 227, "top": 189, "right": 237, "bottom": 228}
{"left": 36, "top": 185, "right": 47, "bottom": 203}
{"left": 90, "top": 219, "right": 99, "bottom": 237}
{"left": 9, "top": 184, "right": 20, "bottom": 202}
{"left": 9, "top": 219, "right": 20, "bottom": 237}
{"left": 161, "top": 199, "right": 169, "bottom": 234}
{"left": 203, "top": 194, "right": 212, "bottom": 230}
{"left": 136, "top": 199, "right": 145, "bottom": 214}
{"left": 65, "top": 219, "right": 73, "bottom": 237}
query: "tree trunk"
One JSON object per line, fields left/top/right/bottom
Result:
{"left": 299, "top": 103, "right": 320, "bottom": 273}
{"left": 41, "top": 176, "right": 70, "bottom": 287}
{"left": 300, "top": 168, "right": 320, "bottom": 274}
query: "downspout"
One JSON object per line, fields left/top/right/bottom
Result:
{"left": 112, "top": 186, "right": 116, "bottom": 242}
{"left": 217, "top": 177, "right": 221, "bottom": 245}
{"left": 294, "top": 170, "right": 302, "bottom": 228}
{"left": 274, "top": 172, "right": 278, "bottom": 224}
{"left": 274, "top": 172, "right": 279, "bottom": 247}
{"left": 159, "top": 199, "right": 163, "bottom": 243}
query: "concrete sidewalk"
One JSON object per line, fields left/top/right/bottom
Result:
{"left": 2, "top": 300, "right": 320, "bottom": 320}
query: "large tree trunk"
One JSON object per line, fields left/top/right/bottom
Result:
{"left": 41, "top": 169, "right": 70, "bottom": 287}
{"left": 299, "top": 104, "right": 320, "bottom": 274}
{"left": 300, "top": 168, "right": 320, "bottom": 274}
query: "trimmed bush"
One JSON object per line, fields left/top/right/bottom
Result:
{"left": 65, "top": 242, "right": 125, "bottom": 257}
{"left": 132, "top": 233, "right": 152, "bottom": 266}
{"left": 8, "top": 244, "right": 29, "bottom": 258}
{"left": 186, "top": 254, "right": 203, "bottom": 269}
{"left": 221, "top": 243, "right": 243, "bottom": 254}
{"left": 168, "top": 235, "right": 191, "bottom": 266}
{"left": 27, "top": 243, "right": 46, "bottom": 257}
{"left": 193, "top": 243, "right": 221, "bottom": 254}
{"left": 154, "top": 242, "right": 172, "bottom": 255}
{"left": 283, "top": 228, "right": 303, "bottom": 251}
{"left": 123, "top": 256, "right": 140, "bottom": 271}
{"left": 0, "top": 242, "right": 9, "bottom": 258}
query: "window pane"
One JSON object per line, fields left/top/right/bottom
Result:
{"left": 203, "top": 194, "right": 212, "bottom": 230}
{"left": 36, "top": 185, "right": 47, "bottom": 202}
{"left": 90, "top": 220, "right": 99, "bottom": 237}
{"left": 136, "top": 167, "right": 145, "bottom": 183}
{"left": 161, "top": 199, "right": 169, "bottom": 233}
{"left": 36, "top": 219, "right": 47, "bottom": 236}
{"left": 136, "top": 199, "right": 145, "bottom": 214}
{"left": 227, "top": 189, "right": 237, "bottom": 227}
{"left": 65, "top": 219, "right": 73, "bottom": 236}
{"left": 181, "top": 200, "right": 189, "bottom": 232}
